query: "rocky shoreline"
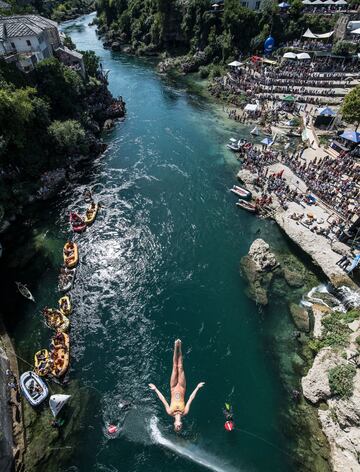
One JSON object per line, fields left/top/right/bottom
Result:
{"left": 241, "top": 238, "right": 360, "bottom": 471}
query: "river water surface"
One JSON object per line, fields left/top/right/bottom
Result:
{"left": 6, "top": 13, "right": 318, "bottom": 472}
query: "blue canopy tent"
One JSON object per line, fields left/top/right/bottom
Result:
{"left": 318, "top": 107, "right": 336, "bottom": 116}
{"left": 340, "top": 130, "right": 360, "bottom": 143}
{"left": 261, "top": 137, "right": 273, "bottom": 146}
{"left": 347, "top": 254, "right": 360, "bottom": 273}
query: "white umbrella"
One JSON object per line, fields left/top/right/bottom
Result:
{"left": 302, "top": 0, "right": 313, "bottom": 4}
{"left": 228, "top": 60, "right": 242, "bottom": 67}
{"left": 283, "top": 52, "right": 297, "bottom": 59}
{"left": 297, "top": 52, "right": 311, "bottom": 60}
{"left": 49, "top": 394, "right": 71, "bottom": 417}
{"left": 350, "top": 27, "right": 360, "bottom": 35}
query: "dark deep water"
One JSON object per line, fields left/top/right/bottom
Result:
{"left": 1, "top": 13, "right": 324, "bottom": 472}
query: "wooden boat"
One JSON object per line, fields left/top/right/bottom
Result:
{"left": 63, "top": 242, "right": 79, "bottom": 269}
{"left": 84, "top": 202, "right": 98, "bottom": 225}
{"left": 34, "top": 349, "right": 51, "bottom": 377}
{"left": 58, "top": 268, "right": 76, "bottom": 292}
{"left": 15, "top": 282, "right": 35, "bottom": 302}
{"left": 236, "top": 201, "right": 257, "bottom": 213}
{"left": 70, "top": 212, "right": 86, "bottom": 233}
{"left": 20, "top": 371, "right": 48, "bottom": 406}
{"left": 58, "top": 295, "right": 72, "bottom": 317}
{"left": 50, "top": 333, "right": 70, "bottom": 378}
{"left": 43, "top": 308, "right": 69, "bottom": 332}
{"left": 230, "top": 185, "right": 251, "bottom": 200}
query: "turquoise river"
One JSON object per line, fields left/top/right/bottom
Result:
{"left": 2, "top": 12, "right": 327, "bottom": 472}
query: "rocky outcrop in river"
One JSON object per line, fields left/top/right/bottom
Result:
{"left": 302, "top": 305, "right": 360, "bottom": 471}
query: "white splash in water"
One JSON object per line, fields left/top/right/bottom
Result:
{"left": 149, "top": 416, "right": 240, "bottom": 472}
{"left": 337, "top": 286, "right": 360, "bottom": 309}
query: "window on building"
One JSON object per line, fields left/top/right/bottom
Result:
{"left": 26, "top": 40, "right": 31, "bottom": 47}
{"left": 255, "top": 1, "right": 261, "bottom": 8}
{"left": 241, "top": 1, "right": 249, "bottom": 6}
{"left": 11, "top": 42, "right": 15, "bottom": 49}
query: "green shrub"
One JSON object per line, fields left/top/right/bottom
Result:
{"left": 199, "top": 66, "right": 210, "bottom": 79}
{"left": 342, "top": 309, "right": 360, "bottom": 324}
{"left": 321, "top": 311, "right": 351, "bottom": 348}
{"left": 328, "top": 364, "right": 356, "bottom": 398}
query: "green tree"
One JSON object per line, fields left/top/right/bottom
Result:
{"left": 32, "top": 58, "right": 84, "bottom": 118}
{"left": 80, "top": 50, "right": 100, "bottom": 77}
{"left": 48, "top": 119, "right": 86, "bottom": 154}
{"left": 342, "top": 85, "right": 360, "bottom": 130}
{"left": 332, "top": 40, "right": 357, "bottom": 56}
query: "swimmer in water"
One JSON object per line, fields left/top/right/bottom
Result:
{"left": 149, "top": 339, "right": 205, "bottom": 432}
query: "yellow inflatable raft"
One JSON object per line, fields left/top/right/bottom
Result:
{"left": 58, "top": 295, "right": 72, "bottom": 317}
{"left": 43, "top": 308, "right": 69, "bottom": 332}
{"left": 63, "top": 242, "right": 79, "bottom": 268}
{"left": 50, "top": 333, "right": 70, "bottom": 378}
{"left": 34, "top": 349, "right": 51, "bottom": 376}
{"left": 84, "top": 202, "right": 98, "bottom": 225}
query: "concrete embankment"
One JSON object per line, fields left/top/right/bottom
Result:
{"left": 237, "top": 167, "right": 356, "bottom": 289}
{"left": 0, "top": 320, "right": 25, "bottom": 472}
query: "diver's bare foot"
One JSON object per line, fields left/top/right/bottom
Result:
{"left": 175, "top": 339, "right": 181, "bottom": 350}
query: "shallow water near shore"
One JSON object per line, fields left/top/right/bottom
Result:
{"left": 1, "top": 13, "right": 331, "bottom": 472}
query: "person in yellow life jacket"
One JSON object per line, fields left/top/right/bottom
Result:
{"left": 149, "top": 339, "right": 205, "bottom": 432}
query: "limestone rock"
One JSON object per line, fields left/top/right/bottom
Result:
{"left": 284, "top": 267, "right": 305, "bottom": 288}
{"left": 302, "top": 348, "right": 343, "bottom": 404}
{"left": 318, "top": 370, "right": 360, "bottom": 472}
{"left": 312, "top": 304, "right": 331, "bottom": 339}
{"left": 103, "top": 119, "right": 114, "bottom": 131}
{"left": 111, "top": 41, "right": 121, "bottom": 51}
{"left": 248, "top": 239, "right": 278, "bottom": 272}
{"left": 289, "top": 303, "right": 310, "bottom": 332}
{"left": 240, "top": 239, "right": 279, "bottom": 305}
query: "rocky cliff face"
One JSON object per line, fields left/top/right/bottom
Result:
{"left": 302, "top": 313, "right": 360, "bottom": 471}
{"left": 0, "top": 346, "right": 14, "bottom": 472}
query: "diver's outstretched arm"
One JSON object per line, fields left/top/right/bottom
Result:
{"left": 149, "top": 384, "right": 171, "bottom": 415}
{"left": 183, "top": 382, "right": 205, "bottom": 416}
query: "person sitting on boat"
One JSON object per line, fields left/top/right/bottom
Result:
{"left": 149, "top": 339, "right": 205, "bottom": 432}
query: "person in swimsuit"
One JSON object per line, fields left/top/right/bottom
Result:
{"left": 149, "top": 339, "right": 205, "bottom": 432}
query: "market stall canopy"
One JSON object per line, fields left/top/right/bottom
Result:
{"left": 283, "top": 52, "right": 297, "bottom": 59}
{"left": 278, "top": 2, "right": 290, "bottom": 7}
{"left": 317, "top": 106, "right": 336, "bottom": 116}
{"left": 335, "top": 0, "right": 347, "bottom": 4}
{"left": 261, "top": 137, "right": 273, "bottom": 146}
{"left": 228, "top": 60, "right": 242, "bottom": 67}
{"left": 244, "top": 103, "right": 259, "bottom": 112}
{"left": 302, "top": 28, "right": 334, "bottom": 39}
{"left": 282, "top": 95, "right": 296, "bottom": 102}
{"left": 297, "top": 52, "right": 311, "bottom": 59}
{"left": 350, "top": 27, "right": 360, "bottom": 35}
{"left": 340, "top": 130, "right": 360, "bottom": 143}
{"left": 302, "top": 0, "right": 312, "bottom": 4}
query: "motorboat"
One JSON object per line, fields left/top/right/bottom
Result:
{"left": 20, "top": 371, "right": 48, "bottom": 406}
{"left": 236, "top": 201, "right": 257, "bottom": 213}
{"left": 226, "top": 138, "right": 247, "bottom": 152}
{"left": 230, "top": 185, "right": 251, "bottom": 199}
{"left": 15, "top": 282, "right": 35, "bottom": 302}
{"left": 58, "top": 268, "right": 76, "bottom": 292}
